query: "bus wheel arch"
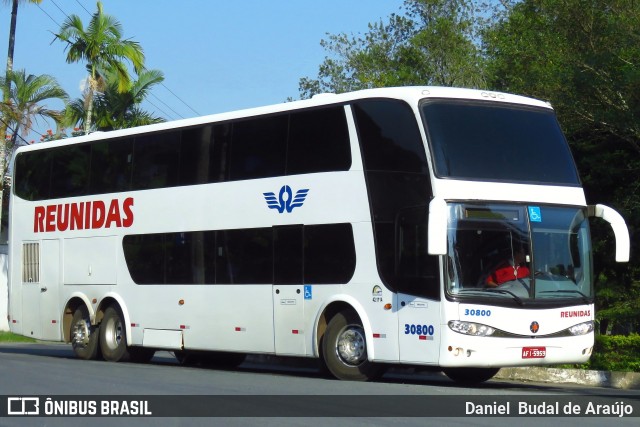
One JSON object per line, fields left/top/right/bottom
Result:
{"left": 318, "top": 302, "right": 383, "bottom": 381}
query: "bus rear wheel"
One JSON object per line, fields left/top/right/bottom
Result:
{"left": 100, "top": 306, "right": 130, "bottom": 362}
{"left": 442, "top": 367, "right": 500, "bottom": 384}
{"left": 321, "top": 310, "right": 383, "bottom": 381}
{"left": 70, "top": 307, "right": 99, "bottom": 360}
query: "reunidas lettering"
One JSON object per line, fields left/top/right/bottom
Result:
{"left": 33, "top": 198, "right": 134, "bottom": 233}
{"left": 560, "top": 310, "right": 591, "bottom": 318}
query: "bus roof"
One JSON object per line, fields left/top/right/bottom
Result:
{"left": 14, "top": 86, "right": 552, "bottom": 154}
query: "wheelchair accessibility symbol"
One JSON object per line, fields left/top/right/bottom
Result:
{"left": 304, "top": 285, "right": 312, "bottom": 300}
{"left": 528, "top": 206, "right": 542, "bottom": 222}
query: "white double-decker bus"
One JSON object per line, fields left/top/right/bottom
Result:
{"left": 7, "top": 87, "right": 630, "bottom": 383}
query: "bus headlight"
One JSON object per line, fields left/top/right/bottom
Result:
{"left": 448, "top": 320, "right": 495, "bottom": 336}
{"left": 568, "top": 321, "right": 594, "bottom": 336}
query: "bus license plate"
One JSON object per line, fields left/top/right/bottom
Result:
{"left": 522, "top": 347, "right": 546, "bottom": 359}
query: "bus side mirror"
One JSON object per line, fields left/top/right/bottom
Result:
{"left": 588, "top": 204, "right": 630, "bottom": 262}
{"left": 428, "top": 198, "right": 447, "bottom": 256}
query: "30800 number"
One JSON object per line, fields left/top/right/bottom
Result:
{"left": 464, "top": 308, "right": 491, "bottom": 317}
{"left": 404, "top": 324, "right": 435, "bottom": 335}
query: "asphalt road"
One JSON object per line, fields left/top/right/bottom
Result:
{"left": 0, "top": 342, "right": 638, "bottom": 427}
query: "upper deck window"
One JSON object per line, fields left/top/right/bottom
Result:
{"left": 421, "top": 100, "right": 581, "bottom": 185}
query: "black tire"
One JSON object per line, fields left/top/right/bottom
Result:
{"left": 99, "top": 306, "right": 130, "bottom": 362}
{"left": 321, "top": 310, "right": 383, "bottom": 381}
{"left": 70, "top": 307, "right": 99, "bottom": 360}
{"left": 442, "top": 367, "right": 500, "bottom": 384}
{"left": 128, "top": 347, "right": 155, "bottom": 363}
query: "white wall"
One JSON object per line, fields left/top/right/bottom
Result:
{"left": 0, "top": 245, "right": 8, "bottom": 331}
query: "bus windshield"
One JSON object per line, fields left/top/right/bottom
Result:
{"left": 421, "top": 100, "right": 581, "bottom": 185}
{"left": 446, "top": 203, "right": 593, "bottom": 304}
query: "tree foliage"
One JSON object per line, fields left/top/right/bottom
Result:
{"left": 54, "top": 1, "right": 145, "bottom": 134}
{"left": 66, "top": 68, "right": 165, "bottom": 131}
{"left": 299, "top": 0, "right": 488, "bottom": 98}
{"left": 0, "top": 69, "right": 67, "bottom": 147}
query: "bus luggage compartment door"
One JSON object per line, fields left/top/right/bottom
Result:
{"left": 21, "top": 239, "right": 62, "bottom": 341}
{"left": 273, "top": 285, "right": 306, "bottom": 356}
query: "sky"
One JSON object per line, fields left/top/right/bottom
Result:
{"left": 1, "top": 0, "right": 406, "bottom": 141}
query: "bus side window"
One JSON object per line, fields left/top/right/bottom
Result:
{"left": 287, "top": 107, "right": 351, "bottom": 175}
{"left": 90, "top": 138, "right": 133, "bottom": 194}
{"left": 229, "top": 116, "right": 287, "bottom": 181}
{"left": 216, "top": 228, "right": 273, "bottom": 284}
{"left": 50, "top": 144, "right": 91, "bottom": 198}
{"left": 131, "top": 131, "right": 181, "bottom": 190}
{"left": 180, "top": 123, "right": 231, "bottom": 185}
{"left": 14, "top": 150, "right": 53, "bottom": 201}
{"left": 304, "top": 224, "right": 356, "bottom": 284}
{"left": 274, "top": 226, "right": 303, "bottom": 285}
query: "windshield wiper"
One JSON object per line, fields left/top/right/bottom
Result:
{"left": 540, "top": 289, "right": 590, "bottom": 303}
{"left": 457, "top": 288, "right": 524, "bottom": 306}
{"left": 481, "top": 289, "right": 524, "bottom": 306}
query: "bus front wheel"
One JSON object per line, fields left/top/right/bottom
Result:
{"left": 70, "top": 307, "right": 99, "bottom": 360}
{"left": 100, "top": 306, "right": 130, "bottom": 362}
{"left": 321, "top": 310, "right": 383, "bottom": 381}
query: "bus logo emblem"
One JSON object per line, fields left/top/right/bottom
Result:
{"left": 263, "top": 185, "right": 309, "bottom": 213}
{"left": 530, "top": 321, "right": 540, "bottom": 334}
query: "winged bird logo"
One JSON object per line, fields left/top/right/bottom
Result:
{"left": 263, "top": 185, "right": 309, "bottom": 213}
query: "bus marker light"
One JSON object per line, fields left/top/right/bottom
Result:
{"left": 180, "top": 325, "right": 190, "bottom": 330}
{"left": 373, "top": 333, "right": 386, "bottom": 338}
{"left": 235, "top": 327, "right": 246, "bottom": 332}
{"left": 292, "top": 329, "right": 299, "bottom": 334}
{"left": 51, "top": 320, "right": 57, "bottom": 324}
{"left": 92, "top": 298, "right": 97, "bottom": 304}
{"left": 383, "top": 303, "right": 392, "bottom": 310}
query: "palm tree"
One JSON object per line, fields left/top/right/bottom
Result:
{"left": 54, "top": 1, "right": 144, "bottom": 134}
{"left": 3, "top": 0, "right": 42, "bottom": 76}
{"left": 1, "top": 0, "right": 43, "bottom": 184}
{"left": 0, "top": 69, "right": 68, "bottom": 165}
{"left": 66, "top": 68, "right": 165, "bottom": 131}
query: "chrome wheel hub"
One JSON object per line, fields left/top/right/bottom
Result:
{"left": 104, "top": 317, "right": 123, "bottom": 350}
{"left": 72, "top": 319, "right": 90, "bottom": 347}
{"left": 336, "top": 326, "right": 366, "bottom": 366}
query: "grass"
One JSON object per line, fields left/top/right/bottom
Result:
{"left": 0, "top": 331, "right": 36, "bottom": 343}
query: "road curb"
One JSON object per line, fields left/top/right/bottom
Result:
{"left": 495, "top": 367, "right": 640, "bottom": 390}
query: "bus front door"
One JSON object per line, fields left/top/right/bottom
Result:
{"left": 21, "top": 239, "right": 61, "bottom": 341}
{"left": 397, "top": 294, "right": 441, "bottom": 364}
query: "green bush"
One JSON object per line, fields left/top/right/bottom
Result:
{"left": 587, "top": 334, "right": 640, "bottom": 372}
{"left": 555, "top": 334, "right": 640, "bottom": 372}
